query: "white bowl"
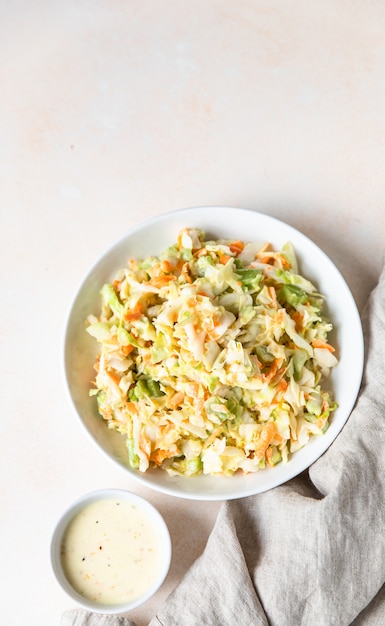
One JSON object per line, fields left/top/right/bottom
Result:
{"left": 50, "top": 489, "right": 171, "bottom": 614}
{"left": 64, "top": 206, "right": 364, "bottom": 500}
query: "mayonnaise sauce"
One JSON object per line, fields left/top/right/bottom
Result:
{"left": 60, "top": 498, "right": 162, "bottom": 605}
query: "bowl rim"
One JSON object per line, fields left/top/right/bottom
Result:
{"left": 62, "top": 206, "right": 364, "bottom": 501}
{"left": 50, "top": 488, "right": 172, "bottom": 614}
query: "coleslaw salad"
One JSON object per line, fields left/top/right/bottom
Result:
{"left": 85, "top": 228, "right": 338, "bottom": 477}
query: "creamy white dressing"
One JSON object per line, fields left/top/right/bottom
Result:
{"left": 60, "top": 498, "right": 162, "bottom": 605}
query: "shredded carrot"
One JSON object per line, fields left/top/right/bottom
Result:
{"left": 169, "top": 391, "right": 185, "bottom": 408}
{"left": 268, "top": 286, "right": 277, "bottom": 305}
{"left": 262, "top": 358, "right": 285, "bottom": 385}
{"left": 260, "top": 254, "right": 276, "bottom": 265}
{"left": 312, "top": 339, "right": 335, "bottom": 353}
{"left": 270, "top": 366, "right": 286, "bottom": 386}
{"left": 218, "top": 252, "right": 231, "bottom": 264}
{"left": 277, "top": 253, "right": 291, "bottom": 269}
{"left": 229, "top": 240, "right": 244, "bottom": 255}
{"left": 187, "top": 382, "right": 202, "bottom": 399}
{"left": 181, "top": 262, "right": 192, "bottom": 283}
{"left": 125, "top": 401, "right": 138, "bottom": 415}
{"left": 262, "top": 359, "right": 279, "bottom": 382}
{"left": 275, "top": 308, "right": 285, "bottom": 324}
{"left": 107, "top": 371, "right": 120, "bottom": 385}
{"left": 292, "top": 310, "right": 304, "bottom": 331}
{"left": 124, "top": 301, "right": 143, "bottom": 321}
{"left": 194, "top": 247, "right": 208, "bottom": 257}
{"left": 150, "top": 274, "right": 176, "bottom": 288}
{"left": 160, "top": 259, "right": 173, "bottom": 273}
{"left": 275, "top": 379, "right": 288, "bottom": 395}
{"left": 254, "top": 422, "right": 276, "bottom": 456}
{"left": 121, "top": 343, "right": 134, "bottom": 356}
{"left": 150, "top": 447, "right": 176, "bottom": 465}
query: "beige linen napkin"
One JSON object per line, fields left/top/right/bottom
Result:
{"left": 62, "top": 265, "right": 385, "bottom": 626}
{"left": 61, "top": 610, "right": 136, "bottom": 626}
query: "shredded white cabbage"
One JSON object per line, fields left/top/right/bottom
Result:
{"left": 86, "top": 228, "right": 338, "bottom": 477}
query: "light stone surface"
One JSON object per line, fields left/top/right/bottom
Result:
{"left": 1, "top": 2, "right": 385, "bottom": 625}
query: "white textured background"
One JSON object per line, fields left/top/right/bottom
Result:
{"left": 1, "top": 2, "right": 385, "bottom": 625}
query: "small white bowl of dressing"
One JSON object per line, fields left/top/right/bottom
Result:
{"left": 50, "top": 488, "right": 171, "bottom": 614}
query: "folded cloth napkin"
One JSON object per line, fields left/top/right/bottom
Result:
{"left": 62, "top": 265, "right": 385, "bottom": 626}
{"left": 61, "top": 610, "right": 136, "bottom": 626}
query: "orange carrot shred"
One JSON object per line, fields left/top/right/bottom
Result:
{"left": 312, "top": 339, "right": 335, "bottom": 353}
{"left": 229, "top": 241, "right": 244, "bottom": 255}
{"left": 218, "top": 252, "right": 231, "bottom": 264}
{"left": 124, "top": 302, "right": 143, "bottom": 321}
